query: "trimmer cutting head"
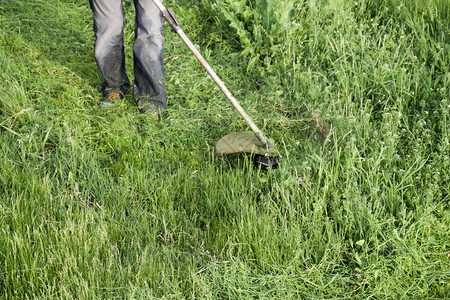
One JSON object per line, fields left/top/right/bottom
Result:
{"left": 214, "top": 131, "right": 280, "bottom": 169}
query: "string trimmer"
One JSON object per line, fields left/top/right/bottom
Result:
{"left": 152, "top": 0, "right": 280, "bottom": 168}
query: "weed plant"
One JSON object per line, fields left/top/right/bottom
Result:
{"left": 0, "top": 0, "right": 448, "bottom": 298}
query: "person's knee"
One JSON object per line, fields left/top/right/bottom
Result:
{"left": 94, "top": 21, "right": 124, "bottom": 59}
{"left": 96, "top": 16, "right": 124, "bottom": 38}
{"left": 133, "top": 34, "right": 164, "bottom": 61}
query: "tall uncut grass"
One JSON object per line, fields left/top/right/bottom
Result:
{"left": 1, "top": 0, "right": 448, "bottom": 298}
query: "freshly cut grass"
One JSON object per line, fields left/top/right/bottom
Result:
{"left": 1, "top": 0, "right": 448, "bottom": 298}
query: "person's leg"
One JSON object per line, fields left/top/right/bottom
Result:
{"left": 133, "top": 0, "right": 167, "bottom": 113}
{"left": 89, "top": 0, "right": 130, "bottom": 100}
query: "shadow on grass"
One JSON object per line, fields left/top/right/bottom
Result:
{"left": 0, "top": 0, "right": 99, "bottom": 84}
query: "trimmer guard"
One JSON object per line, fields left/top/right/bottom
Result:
{"left": 214, "top": 131, "right": 279, "bottom": 158}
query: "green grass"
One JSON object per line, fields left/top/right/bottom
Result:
{"left": 1, "top": 0, "right": 449, "bottom": 298}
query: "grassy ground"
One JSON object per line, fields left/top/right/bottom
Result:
{"left": 0, "top": 0, "right": 449, "bottom": 298}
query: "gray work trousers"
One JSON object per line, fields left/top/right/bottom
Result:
{"left": 89, "top": 0, "right": 167, "bottom": 112}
